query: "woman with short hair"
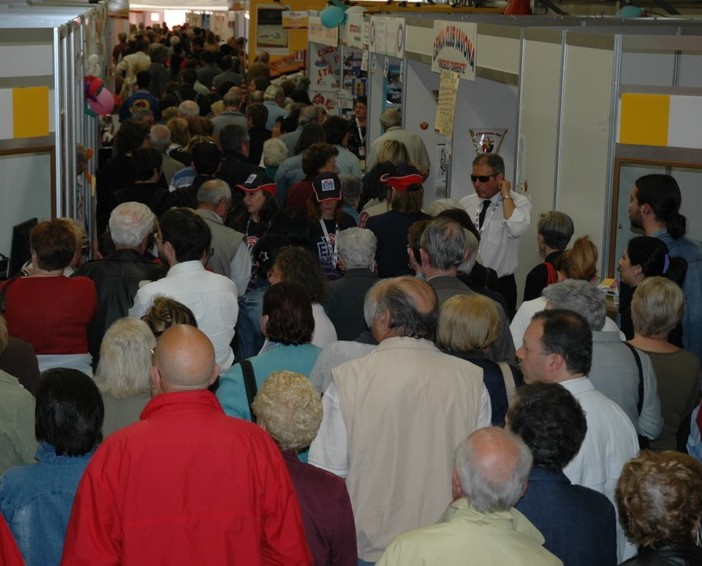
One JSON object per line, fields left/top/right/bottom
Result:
{"left": 627, "top": 277, "right": 700, "bottom": 451}
{"left": 216, "top": 282, "right": 321, "bottom": 421}
{"left": 95, "top": 318, "right": 156, "bottom": 436}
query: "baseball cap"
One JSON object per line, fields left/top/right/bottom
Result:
{"left": 236, "top": 173, "right": 277, "bottom": 196}
{"left": 380, "top": 164, "right": 424, "bottom": 192}
{"left": 312, "top": 172, "right": 342, "bottom": 202}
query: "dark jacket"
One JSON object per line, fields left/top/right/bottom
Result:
{"left": 74, "top": 249, "right": 166, "bottom": 362}
{"left": 620, "top": 545, "right": 702, "bottom": 566}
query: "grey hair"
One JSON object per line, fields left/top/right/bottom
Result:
{"left": 131, "top": 108, "right": 153, "bottom": 123}
{"left": 455, "top": 427, "right": 533, "bottom": 513}
{"left": 95, "top": 318, "right": 155, "bottom": 399}
{"left": 149, "top": 124, "right": 171, "bottom": 153}
{"left": 337, "top": 228, "right": 377, "bottom": 269}
{"left": 542, "top": 279, "right": 607, "bottom": 331}
{"left": 178, "top": 100, "right": 199, "bottom": 118}
{"left": 423, "top": 198, "right": 463, "bottom": 217}
{"left": 339, "top": 174, "right": 362, "bottom": 208}
{"left": 380, "top": 108, "right": 402, "bottom": 130}
{"left": 458, "top": 229, "right": 479, "bottom": 274}
{"left": 264, "top": 85, "right": 284, "bottom": 101}
{"left": 223, "top": 90, "right": 243, "bottom": 108}
{"left": 263, "top": 137, "right": 288, "bottom": 167}
{"left": 299, "top": 104, "right": 325, "bottom": 125}
{"left": 109, "top": 201, "right": 156, "bottom": 248}
{"left": 420, "top": 217, "right": 466, "bottom": 270}
{"left": 197, "top": 179, "right": 231, "bottom": 205}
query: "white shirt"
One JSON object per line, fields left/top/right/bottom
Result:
{"left": 510, "top": 296, "right": 623, "bottom": 350}
{"left": 311, "top": 303, "right": 338, "bottom": 348}
{"left": 561, "top": 377, "right": 639, "bottom": 563}
{"left": 460, "top": 191, "right": 531, "bottom": 278}
{"left": 128, "top": 261, "right": 238, "bottom": 371}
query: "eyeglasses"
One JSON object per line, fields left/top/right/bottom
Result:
{"left": 471, "top": 173, "right": 499, "bottom": 183}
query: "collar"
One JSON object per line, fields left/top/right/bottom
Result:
{"left": 559, "top": 376, "right": 595, "bottom": 394}
{"left": 377, "top": 336, "right": 437, "bottom": 351}
{"left": 35, "top": 441, "right": 96, "bottom": 463}
{"left": 342, "top": 268, "right": 376, "bottom": 278}
{"left": 140, "top": 390, "right": 223, "bottom": 420}
{"left": 527, "top": 467, "right": 571, "bottom": 483}
{"left": 196, "top": 208, "right": 224, "bottom": 225}
{"left": 592, "top": 330, "right": 624, "bottom": 343}
{"left": 167, "top": 260, "right": 206, "bottom": 276}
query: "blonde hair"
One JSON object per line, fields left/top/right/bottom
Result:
{"left": 378, "top": 140, "right": 409, "bottom": 166}
{"left": 437, "top": 294, "right": 500, "bottom": 353}
{"left": 95, "top": 318, "right": 155, "bottom": 399}
{"left": 251, "top": 371, "right": 322, "bottom": 452}
{"left": 166, "top": 117, "right": 190, "bottom": 147}
{"left": 557, "top": 236, "right": 598, "bottom": 281}
{"left": 631, "top": 276, "right": 685, "bottom": 339}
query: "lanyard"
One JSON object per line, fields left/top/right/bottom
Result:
{"left": 473, "top": 196, "right": 503, "bottom": 237}
{"left": 319, "top": 219, "right": 339, "bottom": 267}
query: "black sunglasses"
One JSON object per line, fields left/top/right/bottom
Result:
{"left": 471, "top": 173, "right": 499, "bottom": 183}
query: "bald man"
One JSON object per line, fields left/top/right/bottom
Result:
{"left": 309, "top": 276, "right": 490, "bottom": 564}
{"left": 378, "top": 428, "right": 562, "bottom": 566}
{"left": 62, "top": 326, "right": 311, "bottom": 565}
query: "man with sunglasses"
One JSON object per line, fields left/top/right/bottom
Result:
{"left": 460, "top": 154, "right": 531, "bottom": 316}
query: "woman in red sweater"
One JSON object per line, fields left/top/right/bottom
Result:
{"left": 1, "top": 219, "right": 97, "bottom": 375}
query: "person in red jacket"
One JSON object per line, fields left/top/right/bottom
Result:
{"left": 61, "top": 324, "right": 312, "bottom": 566}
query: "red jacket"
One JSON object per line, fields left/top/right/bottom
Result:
{"left": 61, "top": 391, "right": 312, "bottom": 565}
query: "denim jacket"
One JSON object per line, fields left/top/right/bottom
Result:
{"left": 654, "top": 229, "right": 702, "bottom": 362}
{"left": 0, "top": 442, "right": 95, "bottom": 566}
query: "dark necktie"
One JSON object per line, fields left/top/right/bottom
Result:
{"left": 478, "top": 199, "right": 491, "bottom": 229}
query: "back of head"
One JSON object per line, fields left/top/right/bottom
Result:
{"left": 262, "top": 137, "right": 288, "bottom": 167}
{"left": 302, "top": 142, "right": 337, "bottom": 177}
{"left": 533, "top": 309, "right": 593, "bottom": 377}
{"left": 178, "top": 99, "right": 200, "bottom": 118}
{"left": 336, "top": 227, "right": 377, "bottom": 269}
{"left": 323, "top": 116, "right": 351, "bottom": 146}
{"left": 437, "top": 293, "right": 500, "bottom": 353}
{"left": 339, "top": 174, "right": 362, "bottom": 208}
{"left": 114, "top": 120, "right": 149, "bottom": 156}
{"left": 370, "top": 276, "right": 438, "bottom": 341}
{"left": 197, "top": 179, "right": 231, "bottom": 206}
{"left": 379, "top": 108, "right": 402, "bottom": 130}
{"left": 631, "top": 276, "right": 685, "bottom": 339}
{"left": 246, "top": 102, "right": 268, "bottom": 129}
{"left": 149, "top": 124, "right": 171, "bottom": 153}
{"left": 616, "top": 450, "right": 702, "bottom": 549}
{"left": 219, "top": 123, "right": 249, "bottom": 153}
{"left": 274, "top": 246, "right": 330, "bottom": 304}
{"left": 294, "top": 123, "right": 326, "bottom": 155}
{"left": 30, "top": 219, "right": 76, "bottom": 271}
{"left": 455, "top": 427, "right": 533, "bottom": 513}
{"left": 262, "top": 282, "right": 314, "bottom": 345}
{"left": 167, "top": 117, "right": 190, "bottom": 146}
{"left": 159, "top": 207, "right": 212, "bottom": 262}
{"left": 298, "top": 104, "right": 324, "bottom": 127}
{"left": 136, "top": 70, "right": 151, "bottom": 89}
{"left": 557, "top": 236, "right": 598, "bottom": 281}
{"left": 538, "top": 211, "right": 574, "bottom": 250}
{"left": 131, "top": 147, "right": 163, "bottom": 180}
{"left": 142, "top": 296, "right": 198, "bottom": 336}
{"left": 152, "top": 325, "right": 216, "bottom": 391}
{"left": 542, "top": 279, "right": 607, "bottom": 331}
{"left": 251, "top": 370, "right": 322, "bottom": 452}
{"left": 507, "top": 382, "right": 587, "bottom": 470}
{"left": 627, "top": 236, "right": 687, "bottom": 287}
{"left": 222, "top": 89, "right": 243, "bottom": 109}
{"left": 109, "top": 202, "right": 155, "bottom": 250}
{"left": 36, "top": 368, "right": 104, "bottom": 456}
{"left": 96, "top": 318, "right": 155, "bottom": 399}
{"left": 378, "top": 139, "right": 409, "bottom": 166}
{"left": 635, "top": 174, "right": 686, "bottom": 239}
{"left": 420, "top": 217, "right": 466, "bottom": 270}
{"left": 191, "top": 141, "right": 223, "bottom": 175}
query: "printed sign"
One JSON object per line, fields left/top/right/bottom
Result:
{"left": 431, "top": 21, "right": 477, "bottom": 81}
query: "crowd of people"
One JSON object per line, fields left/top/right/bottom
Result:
{"left": 0, "top": 20, "right": 701, "bottom": 566}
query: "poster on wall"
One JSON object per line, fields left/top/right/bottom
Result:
{"left": 309, "top": 44, "right": 341, "bottom": 114}
{"left": 382, "top": 61, "right": 403, "bottom": 114}
{"left": 431, "top": 21, "right": 477, "bottom": 81}
{"left": 257, "top": 7, "right": 289, "bottom": 54}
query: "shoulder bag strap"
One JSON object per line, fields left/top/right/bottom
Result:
{"left": 240, "top": 360, "right": 258, "bottom": 423}
{"left": 497, "top": 362, "right": 518, "bottom": 405}
{"left": 623, "top": 342, "right": 644, "bottom": 416}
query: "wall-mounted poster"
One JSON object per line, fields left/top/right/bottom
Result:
{"left": 257, "top": 7, "right": 289, "bottom": 54}
{"left": 382, "top": 61, "right": 403, "bottom": 114}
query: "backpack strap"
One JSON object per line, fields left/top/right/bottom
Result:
{"left": 623, "top": 342, "right": 644, "bottom": 416}
{"left": 240, "top": 360, "right": 258, "bottom": 423}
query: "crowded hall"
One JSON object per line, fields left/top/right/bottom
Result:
{"left": 2, "top": 10, "right": 702, "bottom": 566}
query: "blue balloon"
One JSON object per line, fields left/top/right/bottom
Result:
{"left": 320, "top": 5, "right": 345, "bottom": 28}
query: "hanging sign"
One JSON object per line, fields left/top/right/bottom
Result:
{"left": 431, "top": 20, "right": 477, "bottom": 81}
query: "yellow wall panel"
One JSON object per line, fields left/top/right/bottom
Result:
{"left": 13, "top": 86, "right": 49, "bottom": 138}
{"left": 619, "top": 93, "right": 669, "bottom": 146}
